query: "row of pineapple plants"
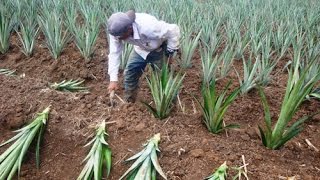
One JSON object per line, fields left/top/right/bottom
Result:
{"left": 2, "top": 24, "right": 320, "bottom": 150}
{"left": 0, "top": 0, "right": 104, "bottom": 61}
{"left": 0, "top": 65, "right": 168, "bottom": 179}
{"left": 0, "top": 106, "right": 162, "bottom": 179}
{"left": 1, "top": 0, "right": 319, "bottom": 65}
{"left": 1, "top": 0, "right": 319, "bottom": 97}
{"left": 142, "top": 32, "right": 320, "bottom": 150}
{"left": 1, "top": 0, "right": 320, "bottom": 178}
{"left": 1, "top": 45, "right": 318, "bottom": 179}
{"left": 3, "top": 43, "right": 318, "bottom": 151}
{"left": 0, "top": 105, "right": 251, "bottom": 180}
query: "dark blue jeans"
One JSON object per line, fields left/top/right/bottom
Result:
{"left": 124, "top": 47, "right": 165, "bottom": 100}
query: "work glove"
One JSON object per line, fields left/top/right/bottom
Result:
{"left": 165, "top": 48, "right": 178, "bottom": 65}
{"left": 165, "top": 48, "right": 177, "bottom": 58}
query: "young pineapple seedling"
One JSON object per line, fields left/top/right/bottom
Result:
{"left": 143, "top": 63, "right": 185, "bottom": 120}
{"left": 120, "top": 133, "right": 167, "bottom": 180}
{"left": 0, "top": 68, "right": 16, "bottom": 76}
{"left": 307, "top": 87, "right": 320, "bottom": 100}
{"left": 194, "top": 81, "right": 240, "bottom": 134}
{"left": 258, "top": 56, "right": 320, "bottom": 149}
{"left": 50, "top": 79, "right": 89, "bottom": 92}
{"left": 205, "top": 162, "right": 228, "bottom": 180}
{"left": 0, "top": 106, "right": 50, "bottom": 179}
{"left": 77, "top": 121, "right": 112, "bottom": 180}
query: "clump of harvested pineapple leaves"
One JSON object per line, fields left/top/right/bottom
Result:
{"left": 0, "top": 68, "right": 16, "bottom": 76}
{"left": 205, "top": 162, "right": 228, "bottom": 180}
{"left": 50, "top": 79, "right": 89, "bottom": 92}
{"left": 0, "top": 106, "right": 50, "bottom": 179}
{"left": 120, "top": 133, "right": 167, "bottom": 180}
{"left": 77, "top": 121, "right": 112, "bottom": 180}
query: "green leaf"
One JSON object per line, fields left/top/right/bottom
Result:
{"left": 0, "top": 107, "right": 49, "bottom": 179}
{"left": 141, "top": 101, "right": 159, "bottom": 118}
{"left": 224, "top": 124, "right": 240, "bottom": 129}
{"left": 205, "top": 162, "right": 228, "bottom": 180}
{"left": 103, "top": 146, "right": 112, "bottom": 177}
{"left": 258, "top": 87, "right": 272, "bottom": 130}
{"left": 134, "top": 156, "right": 151, "bottom": 179}
{"left": 151, "top": 168, "right": 157, "bottom": 180}
{"left": 51, "top": 79, "right": 89, "bottom": 92}
{"left": 125, "top": 150, "right": 144, "bottom": 162}
{"left": 120, "top": 134, "right": 165, "bottom": 180}
{"left": 195, "top": 81, "right": 239, "bottom": 134}
{"left": 150, "top": 148, "right": 167, "bottom": 180}
{"left": 36, "top": 124, "right": 45, "bottom": 169}
{"left": 78, "top": 121, "right": 111, "bottom": 180}
{"left": 119, "top": 146, "right": 151, "bottom": 179}
{"left": 258, "top": 126, "right": 268, "bottom": 147}
{"left": 126, "top": 168, "right": 139, "bottom": 180}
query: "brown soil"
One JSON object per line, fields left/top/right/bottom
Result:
{"left": 0, "top": 31, "right": 320, "bottom": 180}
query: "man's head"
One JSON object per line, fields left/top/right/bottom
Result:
{"left": 107, "top": 10, "right": 135, "bottom": 40}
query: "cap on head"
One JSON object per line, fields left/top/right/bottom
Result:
{"left": 107, "top": 10, "right": 136, "bottom": 36}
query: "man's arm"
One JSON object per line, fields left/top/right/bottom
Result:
{"left": 160, "top": 22, "right": 180, "bottom": 51}
{"left": 107, "top": 35, "right": 123, "bottom": 92}
{"left": 108, "top": 34, "right": 123, "bottom": 82}
{"left": 153, "top": 21, "right": 180, "bottom": 63}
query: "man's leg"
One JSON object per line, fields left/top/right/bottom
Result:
{"left": 124, "top": 50, "right": 147, "bottom": 103}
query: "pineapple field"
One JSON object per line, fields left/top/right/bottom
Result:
{"left": 1, "top": 0, "right": 320, "bottom": 179}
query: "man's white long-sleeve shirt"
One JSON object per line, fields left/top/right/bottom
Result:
{"left": 107, "top": 13, "right": 180, "bottom": 82}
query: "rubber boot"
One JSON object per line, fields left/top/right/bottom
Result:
{"left": 124, "top": 89, "right": 138, "bottom": 103}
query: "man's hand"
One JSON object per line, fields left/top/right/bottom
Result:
{"left": 165, "top": 48, "right": 178, "bottom": 65}
{"left": 165, "top": 48, "right": 177, "bottom": 57}
{"left": 108, "top": 81, "right": 119, "bottom": 93}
